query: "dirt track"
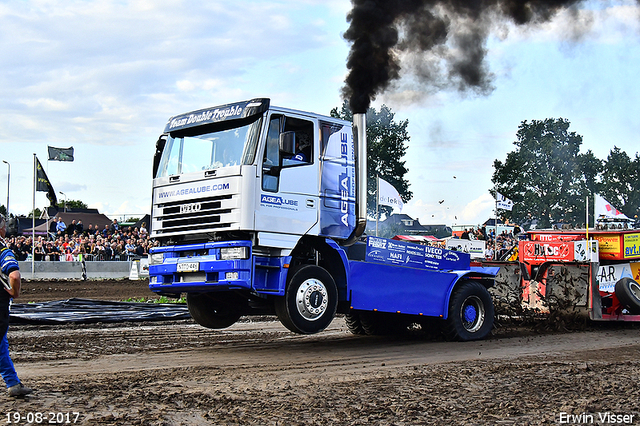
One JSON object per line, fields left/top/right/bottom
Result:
{"left": 1, "top": 279, "right": 639, "bottom": 425}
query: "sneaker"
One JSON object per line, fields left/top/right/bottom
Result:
{"left": 7, "top": 383, "right": 32, "bottom": 397}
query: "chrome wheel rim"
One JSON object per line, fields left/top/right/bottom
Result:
{"left": 296, "top": 279, "right": 328, "bottom": 321}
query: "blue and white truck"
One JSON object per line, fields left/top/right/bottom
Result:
{"left": 148, "top": 98, "right": 498, "bottom": 340}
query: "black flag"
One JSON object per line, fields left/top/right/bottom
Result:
{"left": 47, "top": 146, "right": 74, "bottom": 162}
{"left": 36, "top": 157, "right": 58, "bottom": 207}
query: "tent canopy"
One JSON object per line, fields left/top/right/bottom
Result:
{"left": 23, "top": 212, "right": 113, "bottom": 236}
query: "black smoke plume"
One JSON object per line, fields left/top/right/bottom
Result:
{"left": 343, "top": 0, "right": 593, "bottom": 113}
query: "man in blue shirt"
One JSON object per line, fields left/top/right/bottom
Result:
{"left": 55, "top": 216, "right": 66, "bottom": 236}
{"left": 0, "top": 215, "right": 32, "bottom": 397}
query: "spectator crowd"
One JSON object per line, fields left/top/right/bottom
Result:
{"left": 3, "top": 217, "right": 155, "bottom": 262}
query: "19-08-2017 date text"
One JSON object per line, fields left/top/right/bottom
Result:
{"left": 5, "top": 412, "right": 81, "bottom": 424}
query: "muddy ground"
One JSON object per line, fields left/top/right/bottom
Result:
{"left": 0, "top": 279, "right": 639, "bottom": 425}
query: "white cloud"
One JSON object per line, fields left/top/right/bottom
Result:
{"left": 1, "top": 0, "right": 640, "bottom": 226}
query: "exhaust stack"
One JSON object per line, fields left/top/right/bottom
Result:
{"left": 344, "top": 113, "right": 367, "bottom": 246}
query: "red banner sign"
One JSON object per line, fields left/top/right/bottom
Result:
{"left": 519, "top": 241, "right": 576, "bottom": 264}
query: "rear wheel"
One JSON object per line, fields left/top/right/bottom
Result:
{"left": 275, "top": 265, "right": 338, "bottom": 334}
{"left": 345, "top": 311, "right": 366, "bottom": 335}
{"left": 186, "top": 292, "right": 242, "bottom": 329}
{"left": 615, "top": 278, "right": 640, "bottom": 314}
{"left": 359, "top": 311, "right": 410, "bottom": 336}
{"left": 445, "top": 281, "right": 494, "bottom": 341}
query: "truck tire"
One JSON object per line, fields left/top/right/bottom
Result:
{"left": 445, "top": 281, "right": 494, "bottom": 341}
{"left": 615, "top": 277, "right": 640, "bottom": 314}
{"left": 275, "top": 265, "right": 338, "bottom": 334}
{"left": 359, "top": 311, "right": 409, "bottom": 336}
{"left": 186, "top": 292, "right": 242, "bottom": 329}
{"left": 345, "top": 311, "right": 366, "bottom": 335}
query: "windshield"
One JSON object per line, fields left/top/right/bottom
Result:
{"left": 155, "top": 117, "right": 263, "bottom": 178}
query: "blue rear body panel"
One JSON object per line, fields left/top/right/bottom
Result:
{"left": 347, "top": 260, "right": 461, "bottom": 317}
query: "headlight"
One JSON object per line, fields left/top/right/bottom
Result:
{"left": 148, "top": 253, "right": 165, "bottom": 265}
{"left": 220, "top": 247, "right": 249, "bottom": 260}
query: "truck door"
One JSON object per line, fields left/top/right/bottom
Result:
{"left": 255, "top": 113, "right": 319, "bottom": 236}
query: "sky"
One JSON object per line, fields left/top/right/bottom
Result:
{"left": 1, "top": 0, "right": 639, "bottom": 227}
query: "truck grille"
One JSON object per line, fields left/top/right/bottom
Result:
{"left": 154, "top": 194, "right": 235, "bottom": 235}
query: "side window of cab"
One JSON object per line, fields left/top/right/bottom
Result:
{"left": 282, "top": 117, "right": 313, "bottom": 167}
{"left": 262, "top": 115, "right": 282, "bottom": 192}
{"left": 261, "top": 115, "right": 314, "bottom": 192}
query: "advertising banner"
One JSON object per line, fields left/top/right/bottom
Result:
{"left": 519, "top": 240, "right": 575, "bottom": 263}
{"left": 623, "top": 233, "right": 640, "bottom": 259}
{"left": 596, "top": 262, "right": 640, "bottom": 292}
{"left": 445, "top": 238, "right": 486, "bottom": 259}
{"left": 530, "top": 233, "right": 582, "bottom": 242}
{"left": 594, "top": 234, "right": 621, "bottom": 257}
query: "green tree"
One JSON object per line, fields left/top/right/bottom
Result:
{"left": 600, "top": 147, "right": 640, "bottom": 219}
{"left": 331, "top": 101, "right": 412, "bottom": 218}
{"left": 28, "top": 208, "right": 42, "bottom": 219}
{"left": 492, "top": 118, "right": 593, "bottom": 229}
{"left": 57, "top": 199, "right": 88, "bottom": 211}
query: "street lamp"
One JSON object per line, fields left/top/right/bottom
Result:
{"left": 2, "top": 160, "right": 9, "bottom": 217}
{"left": 59, "top": 191, "right": 67, "bottom": 212}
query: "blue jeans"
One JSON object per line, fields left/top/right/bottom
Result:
{"left": 0, "top": 308, "right": 19, "bottom": 388}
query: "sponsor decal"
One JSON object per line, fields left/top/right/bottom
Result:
{"left": 387, "top": 241, "right": 407, "bottom": 253}
{"left": 157, "top": 183, "right": 230, "bottom": 199}
{"left": 168, "top": 106, "right": 244, "bottom": 129}
{"left": 368, "top": 237, "right": 387, "bottom": 249}
{"left": 339, "top": 132, "right": 350, "bottom": 227}
{"left": 365, "top": 237, "right": 469, "bottom": 271}
{"left": 444, "top": 251, "right": 460, "bottom": 262}
{"left": 260, "top": 194, "right": 299, "bottom": 211}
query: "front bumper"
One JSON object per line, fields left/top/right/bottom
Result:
{"left": 148, "top": 240, "right": 290, "bottom": 296}
{"left": 148, "top": 241, "right": 253, "bottom": 293}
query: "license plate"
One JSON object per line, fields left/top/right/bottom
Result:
{"left": 177, "top": 262, "right": 199, "bottom": 272}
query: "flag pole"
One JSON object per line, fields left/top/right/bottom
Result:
{"left": 375, "top": 176, "right": 379, "bottom": 237}
{"left": 494, "top": 196, "right": 498, "bottom": 260}
{"left": 585, "top": 196, "right": 589, "bottom": 241}
{"left": 32, "top": 154, "right": 36, "bottom": 276}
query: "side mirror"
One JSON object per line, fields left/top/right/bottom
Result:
{"left": 152, "top": 135, "right": 167, "bottom": 178}
{"left": 279, "top": 132, "right": 295, "bottom": 156}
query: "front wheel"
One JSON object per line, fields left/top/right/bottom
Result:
{"left": 615, "top": 278, "right": 640, "bottom": 314}
{"left": 187, "top": 292, "right": 242, "bottom": 329}
{"left": 275, "top": 265, "right": 338, "bottom": 334}
{"left": 445, "top": 281, "right": 494, "bottom": 341}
